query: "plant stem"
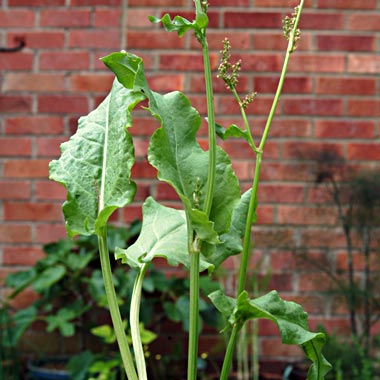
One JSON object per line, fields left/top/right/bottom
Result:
{"left": 187, "top": 241, "right": 201, "bottom": 380}
{"left": 98, "top": 230, "right": 138, "bottom": 380}
{"left": 220, "top": 3, "right": 305, "bottom": 379}
{"left": 130, "top": 264, "right": 149, "bottom": 380}
{"left": 187, "top": 2, "right": 217, "bottom": 379}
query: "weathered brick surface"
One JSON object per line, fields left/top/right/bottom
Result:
{"left": 1, "top": 0, "right": 379, "bottom": 364}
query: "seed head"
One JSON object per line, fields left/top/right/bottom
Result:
{"left": 217, "top": 38, "right": 241, "bottom": 90}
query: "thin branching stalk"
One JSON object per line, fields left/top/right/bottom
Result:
{"left": 220, "top": 2, "right": 305, "bottom": 379}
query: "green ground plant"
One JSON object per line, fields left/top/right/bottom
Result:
{"left": 49, "top": 1, "right": 331, "bottom": 379}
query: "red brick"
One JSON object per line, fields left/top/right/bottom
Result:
{"left": 4, "top": 202, "right": 62, "bottom": 222}
{"left": 69, "top": 74, "right": 114, "bottom": 93}
{"left": 40, "top": 9, "right": 91, "bottom": 27}
{"left": 0, "top": 52, "right": 33, "bottom": 70}
{"left": 3, "top": 246, "right": 45, "bottom": 266}
{"left": 7, "top": 31, "right": 64, "bottom": 49}
{"left": 159, "top": 53, "right": 218, "bottom": 72}
{"left": 3, "top": 159, "right": 50, "bottom": 178}
{"left": 348, "top": 55, "right": 380, "bottom": 74}
{"left": 277, "top": 205, "right": 337, "bottom": 225}
{"left": 318, "top": 0, "right": 376, "bottom": 9}
{"left": 348, "top": 14, "right": 380, "bottom": 31}
{"left": 282, "top": 141, "right": 343, "bottom": 160}
{"left": 209, "top": 0, "right": 248, "bottom": 5}
{"left": 347, "top": 143, "right": 380, "bottom": 161}
{"left": 39, "top": 51, "right": 90, "bottom": 70}
{"left": 262, "top": 119, "right": 311, "bottom": 138}
{"left": 0, "top": 138, "right": 31, "bottom": 156}
{"left": 124, "top": 9, "right": 153, "bottom": 28}
{"left": 129, "top": 0, "right": 185, "bottom": 5}
{"left": 199, "top": 31, "right": 251, "bottom": 50}
{"left": 224, "top": 12, "right": 282, "bottom": 29}
{"left": 127, "top": 31, "right": 185, "bottom": 50}
{"left": 38, "top": 95, "right": 88, "bottom": 114}
{"left": 288, "top": 55, "right": 345, "bottom": 73}
{"left": 0, "top": 95, "right": 32, "bottom": 113}
{"left": 0, "top": 225, "right": 31, "bottom": 243}
{"left": 316, "top": 77, "right": 376, "bottom": 96}
{"left": 261, "top": 337, "right": 304, "bottom": 358}
{"left": 35, "top": 224, "right": 67, "bottom": 243}
{"left": 315, "top": 120, "right": 375, "bottom": 139}
{"left": 4, "top": 73, "right": 65, "bottom": 92}
{"left": 253, "top": 32, "right": 312, "bottom": 51}
{"left": 317, "top": 35, "right": 375, "bottom": 52}
{"left": 0, "top": 10, "right": 34, "bottom": 27}
{"left": 283, "top": 98, "right": 343, "bottom": 116}
{"left": 35, "top": 181, "right": 66, "bottom": 201}
{"left": 148, "top": 74, "right": 185, "bottom": 93}
{"left": 300, "top": 13, "right": 343, "bottom": 30}
{"left": 236, "top": 53, "right": 282, "bottom": 72}
{"left": 258, "top": 184, "right": 305, "bottom": 204}
{"left": 0, "top": 181, "right": 31, "bottom": 200}
{"left": 9, "top": 0, "right": 64, "bottom": 4}
{"left": 68, "top": 30, "right": 119, "bottom": 48}
{"left": 70, "top": 0, "right": 120, "bottom": 4}
{"left": 255, "top": 76, "right": 312, "bottom": 94}
{"left": 36, "top": 137, "right": 67, "bottom": 157}
{"left": 256, "top": 0, "right": 312, "bottom": 6}
{"left": 94, "top": 9, "right": 119, "bottom": 27}
{"left": 5, "top": 116, "right": 64, "bottom": 135}
{"left": 347, "top": 100, "right": 380, "bottom": 117}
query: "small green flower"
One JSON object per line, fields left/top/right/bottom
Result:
{"left": 283, "top": 6, "right": 301, "bottom": 52}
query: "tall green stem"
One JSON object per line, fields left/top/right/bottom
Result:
{"left": 130, "top": 264, "right": 149, "bottom": 380}
{"left": 98, "top": 230, "right": 138, "bottom": 380}
{"left": 220, "top": 2, "right": 304, "bottom": 379}
{"left": 187, "top": 2, "right": 217, "bottom": 379}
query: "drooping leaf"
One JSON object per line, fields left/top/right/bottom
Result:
{"left": 215, "top": 122, "right": 255, "bottom": 150}
{"left": 49, "top": 79, "right": 140, "bottom": 237}
{"left": 209, "top": 290, "right": 332, "bottom": 380}
{"left": 207, "top": 188, "right": 254, "bottom": 267}
{"left": 9, "top": 306, "right": 38, "bottom": 346}
{"left": 147, "top": 91, "right": 240, "bottom": 241}
{"left": 115, "top": 197, "right": 213, "bottom": 272}
{"left": 149, "top": 14, "right": 197, "bottom": 37}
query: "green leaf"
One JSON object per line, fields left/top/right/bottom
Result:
{"left": 9, "top": 306, "right": 37, "bottom": 346}
{"left": 115, "top": 197, "right": 213, "bottom": 272}
{"left": 215, "top": 122, "right": 255, "bottom": 150}
{"left": 207, "top": 188, "right": 253, "bottom": 267}
{"left": 91, "top": 324, "right": 116, "bottom": 344}
{"left": 149, "top": 14, "right": 197, "bottom": 37}
{"left": 49, "top": 79, "right": 139, "bottom": 238}
{"left": 147, "top": 91, "right": 240, "bottom": 242}
{"left": 209, "top": 290, "right": 332, "bottom": 380}
{"left": 33, "top": 266, "right": 66, "bottom": 293}
{"left": 67, "top": 351, "right": 95, "bottom": 380}
{"left": 45, "top": 308, "right": 78, "bottom": 337}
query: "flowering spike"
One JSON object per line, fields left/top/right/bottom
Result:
{"left": 217, "top": 38, "right": 241, "bottom": 90}
{"left": 283, "top": 6, "right": 301, "bottom": 52}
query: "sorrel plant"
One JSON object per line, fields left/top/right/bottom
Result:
{"left": 49, "top": 1, "right": 332, "bottom": 379}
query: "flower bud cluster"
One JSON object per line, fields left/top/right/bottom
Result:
{"left": 241, "top": 92, "right": 257, "bottom": 109}
{"left": 217, "top": 38, "right": 241, "bottom": 90}
{"left": 283, "top": 6, "right": 301, "bottom": 51}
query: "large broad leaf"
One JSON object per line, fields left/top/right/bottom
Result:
{"left": 147, "top": 91, "right": 241, "bottom": 243}
{"left": 209, "top": 290, "right": 332, "bottom": 380}
{"left": 49, "top": 79, "right": 141, "bottom": 237}
{"left": 115, "top": 197, "right": 213, "bottom": 272}
{"left": 103, "top": 51, "right": 241, "bottom": 248}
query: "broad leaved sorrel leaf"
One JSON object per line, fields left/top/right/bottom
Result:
{"left": 49, "top": 79, "right": 141, "bottom": 237}
{"left": 215, "top": 122, "right": 255, "bottom": 151}
{"left": 102, "top": 51, "right": 241, "bottom": 250}
{"left": 115, "top": 197, "right": 213, "bottom": 272}
{"left": 149, "top": 13, "right": 206, "bottom": 37}
{"left": 207, "top": 188, "right": 254, "bottom": 267}
{"left": 209, "top": 290, "right": 332, "bottom": 380}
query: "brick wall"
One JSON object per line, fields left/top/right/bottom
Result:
{"left": 1, "top": 0, "right": 380, "bottom": 363}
